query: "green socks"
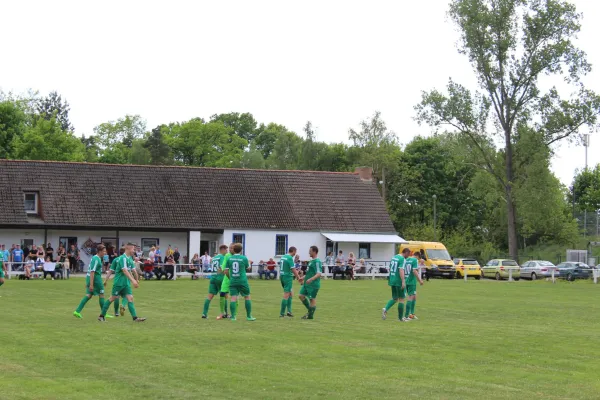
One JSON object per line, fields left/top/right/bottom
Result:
{"left": 405, "top": 300, "right": 412, "bottom": 318}
{"left": 100, "top": 299, "right": 111, "bottom": 316}
{"left": 114, "top": 298, "right": 120, "bottom": 314}
{"left": 225, "top": 300, "right": 229, "bottom": 315}
{"left": 203, "top": 298, "right": 211, "bottom": 316}
{"left": 122, "top": 297, "right": 129, "bottom": 310}
{"left": 301, "top": 298, "right": 310, "bottom": 310}
{"left": 245, "top": 300, "right": 252, "bottom": 318}
{"left": 0, "top": 280, "right": 4, "bottom": 287}
{"left": 308, "top": 306, "right": 316, "bottom": 319}
{"left": 76, "top": 296, "right": 90, "bottom": 313}
{"left": 127, "top": 301, "right": 137, "bottom": 319}
{"left": 412, "top": 298, "right": 417, "bottom": 315}
{"left": 99, "top": 297, "right": 105, "bottom": 311}
{"left": 398, "top": 302, "right": 404, "bottom": 320}
{"left": 230, "top": 301, "right": 237, "bottom": 318}
{"left": 385, "top": 299, "right": 396, "bottom": 311}
{"left": 219, "top": 297, "right": 225, "bottom": 314}
{"left": 287, "top": 297, "right": 292, "bottom": 313}
{"left": 280, "top": 299, "right": 287, "bottom": 316}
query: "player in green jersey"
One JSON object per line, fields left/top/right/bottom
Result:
{"left": 279, "top": 246, "right": 301, "bottom": 318}
{"left": 403, "top": 250, "right": 424, "bottom": 320}
{"left": 104, "top": 248, "right": 126, "bottom": 316}
{"left": 73, "top": 244, "right": 110, "bottom": 319}
{"left": 202, "top": 244, "right": 228, "bottom": 318}
{"left": 217, "top": 243, "right": 234, "bottom": 320}
{"left": 381, "top": 250, "right": 409, "bottom": 322}
{"left": 223, "top": 243, "right": 255, "bottom": 321}
{"left": 98, "top": 243, "right": 146, "bottom": 322}
{"left": 0, "top": 252, "right": 6, "bottom": 289}
{"left": 299, "top": 246, "right": 322, "bottom": 320}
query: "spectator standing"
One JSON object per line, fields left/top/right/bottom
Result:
{"left": 57, "top": 245, "right": 68, "bottom": 279}
{"left": 37, "top": 245, "right": 46, "bottom": 266}
{"left": 190, "top": 253, "right": 200, "bottom": 279}
{"left": 21, "top": 243, "right": 29, "bottom": 263}
{"left": 154, "top": 246, "right": 161, "bottom": 263}
{"left": 136, "top": 246, "right": 143, "bottom": 260}
{"left": 148, "top": 246, "right": 156, "bottom": 264}
{"left": 266, "top": 258, "right": 278, "bottom": 280}
{"left": 46, "top": 243, "right": 54, "bottom": 262}
{"left": 173, "top": 247, "right": 181, "bottom": 265}
{"left": 1, "top": 245, "right": 9, "bottom": 266}
{"left": 325, "top": 252, "right": 335, "bottom": 274}
{"left": 201, "top": 251, "right": 211, "bottom": 272}
{"left": 166, "top": 245, "right": 174, "bottom": 258}
{"left": 68, "top": 244, "right": 79, "bottom": 273}
{"left": 12, "top": 244, "right": 24, "bottom": 271}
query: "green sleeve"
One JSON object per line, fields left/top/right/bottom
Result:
{"left": 222, "top": 253, "right": 231, "bottom": 269}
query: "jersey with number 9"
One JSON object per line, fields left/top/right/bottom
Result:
{"left": 226, "top": 254, "right": 250, "bottom": 285}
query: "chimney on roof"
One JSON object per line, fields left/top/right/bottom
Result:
{"left": 354, "top": 167, "right": 373, "bottom": 182}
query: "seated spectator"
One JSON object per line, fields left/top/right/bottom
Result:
{"left": 189, "top": 253, "right": 200, "bottom": 280}
{"left": 143, "top": 258, "right": 154, "bottom": 280}
{"left": 266, "top": 258, "right": 277, "bottom": 280}
{"left": 334, "top": 250, "right": 346, "bottom": 280}
{"left": 201, "top": 251, "right": 211, "bottom": 272}
{"left": 24, "top": 258, "right": 35, "bottom": 279}
{"left": 347, "top": 252, "right": 356, "bottom": 280}
{"left": 154, "top": 256, "right": 165, "bottom": 280}
{"left": 257, "top": 260, "right": 268, "bottom": 279}
{"left": 356, "top": 258, "right": 367, "bottom": 274}
{"left": 165, "top": 256, "right": 175, "bottom": 280}
{"left": 43, "top": 256, "right": 56, "bottom": 280}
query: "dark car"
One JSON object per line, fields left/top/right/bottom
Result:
{"left": 556, "top": 262, "right": 591, "bottom": 281}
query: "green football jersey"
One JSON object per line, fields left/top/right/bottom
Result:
{"left": 212, "top": 254, "right": 224, "bottom": 272}
{"left": 280, "top": 254, "right": 294, "bottom": 277}
{"left": 87, "top": 255, "right": 103, "bottom": 277}
{"left": 404, "top": 257, "right": 418, "bottom": 285}
{"left": 305, "top": 258, "right": 322, "bottom": 288}
{"left": 110, "top": 256, "right": 121, "bottom": 272}
{"left": 388, "top": 255, "right": 406, "bottom": 287}
{"left": 114, "top": 255, "right": 134, "bottom": 287}
{"left": 226, "top": 254, "right": 249, "bottom": 285}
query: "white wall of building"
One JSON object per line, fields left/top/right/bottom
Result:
{"left": 336, "top": 242, "right": 395, "bottom": 262}
{"left": 118, "top": 231, "right": 188, "bottom": 259}
{"left": 0, "top": 229, "right": 45, "bottom": 249}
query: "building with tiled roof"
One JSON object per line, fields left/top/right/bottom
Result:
{"left": 0, "top": 160, "right": 403, "bottom": 268}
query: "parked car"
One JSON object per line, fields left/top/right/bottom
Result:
{"left": 454, "top": 258, "right": 481, "bottom": 279}
{"left": 482, "top": 259, "right": 520, "bottom": 280}
{"left": 519, "top": 260, "right": 559, "bottom": 280}
{"left": 556, "top": 262, "right": 591, "bottom": 281}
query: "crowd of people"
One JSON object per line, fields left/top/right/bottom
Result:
{"left": 0, "top": 242, "right": 82, "bottom": 280}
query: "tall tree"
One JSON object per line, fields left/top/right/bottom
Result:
{"left": 35, "top": 91, "right": 74, "bottom": 132}
{"left": 0, "top": 100, "right": 27, "bottom": 158}
{"left": 12, "top": 118, "right": 85, "bottom": 161}
{"left": 210, "top": 112, "right": 258, "bottom": 143}
{"left": 415, "top": 0, "right": 600, "bottom": 259}
{"left": 93, "top": 115, "right": 146, "bottom": 148}
{"left": 145, "top": 126, "right": 171, "bottom": 165}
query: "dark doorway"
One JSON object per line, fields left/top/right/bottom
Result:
{"left": 200, "top": 240, "right": 209, "bottom": 256}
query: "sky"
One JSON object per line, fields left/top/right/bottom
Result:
{"left": 1, "top": 0, "right": 599, "bottom": 185}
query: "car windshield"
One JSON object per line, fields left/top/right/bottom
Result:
{"left": 502, "top": 260, "right": 518, "bottom": 266}
{"left": 462, "top": 260, "right": 478, "bottom": 265}
{"left": 538, "top": 261, "right": 554, "bottom": 266}
{"left": 426, "top": 249, "right": 451, "bottom": 261}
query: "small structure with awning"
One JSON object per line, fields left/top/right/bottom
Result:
{"left": 321, "top": 232, "right": 406, "bottom": 261}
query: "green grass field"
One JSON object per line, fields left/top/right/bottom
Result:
{"left": 1, "top": 277, "right": 599, "bottom": 400}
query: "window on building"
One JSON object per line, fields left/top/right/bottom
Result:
{"left": 275, "top": 235, "right": 288, "bottom": 256}
{"left": 24, "top": 192, "right": 38, "bottom": 214}
{"left": 21, "top": 239, "right": 34, "bottom": 249}
{"left": 326, "top": 240, "right": 334, "bottom": 256}
{"left": 59, "top": 237, "right": 78, "bottom": 251}
{"left": 232, "top": 233, "right": 245, "bottom": 254}
{"left": 358, "top": 243, "right": 371, "bottom": 259}
{"left": 141, "top": 238, "right": 159, "bottom": 256}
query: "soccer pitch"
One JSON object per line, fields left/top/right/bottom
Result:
{"left": 1, "top": 278, "right": 599, "bottom": 400}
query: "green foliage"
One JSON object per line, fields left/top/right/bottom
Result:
{"left": 12, "top": 117, "right": 85, "bottom": 161}
{"left": 0, "top": 100, "right": 27, "bottom": 158}
{"left": 210, "top": 112, "right": 258, "bottom": 143}
{"left": 35, "top": 91, "right": 74, "bottom": 132}
{"left": 145, "top": 126, "right": 171, "bottom": 165}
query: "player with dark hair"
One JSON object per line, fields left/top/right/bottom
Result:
{"left": 299, "top": 246, "right": 322, "bottom": 320}
{"left": 104, "top": 247, "right": 126, "bottom": 317}
{"left": 202, "top": 244, "right": 229, "bottom": 318}
{"left": 224, "top": 243, "right": 255, "bottom": 321}
{"left": 279, "top": 246, "right": 301, "bottom": 317}
{"left": 381, "top": 248, "right": 408, "bottom": 322}
{"left": 98, "top": 243, "right": 146, "bottom": 322}
{"left": 73, "top": 244, "right": 110, "bottom": 318}
{"left": 217, "top": 243, "right": 235, "bottom": 319}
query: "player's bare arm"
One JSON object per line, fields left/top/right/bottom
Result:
{"left": 413, "top": 269, "right": 423, "bottom": 285}
{"left": 400, "top": 269, "right": 406, "bottom": 289}
{"left": 123, "top": 268, "right": 139, "bottom": 288}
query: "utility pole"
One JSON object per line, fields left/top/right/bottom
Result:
{"left": 584, "top": 134, "right": 590, "bottom": 237}
{"left": 433, "top": 194, "right": 437, "bottom": 242}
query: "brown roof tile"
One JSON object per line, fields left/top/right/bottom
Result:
{"left": 0, "top": 160, "right": 396, "bottom": 232}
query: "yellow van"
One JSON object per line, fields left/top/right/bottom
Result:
{"left": 401, "top": 241, "right": 456, "bottom": 279}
